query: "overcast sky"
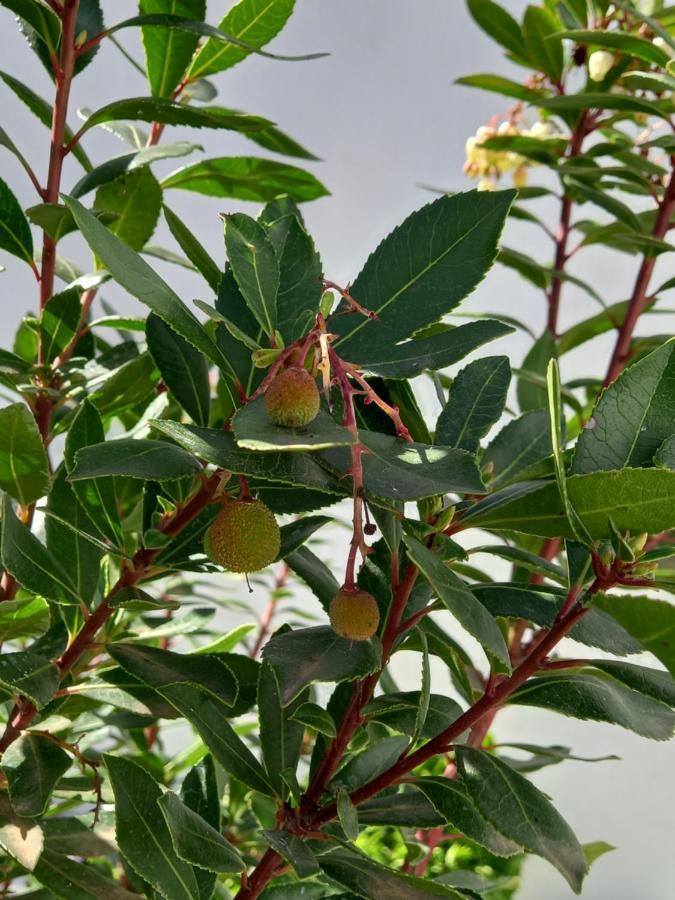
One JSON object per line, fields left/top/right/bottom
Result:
{"left": 1, "top": 2, "right": 673, "bottom": 898}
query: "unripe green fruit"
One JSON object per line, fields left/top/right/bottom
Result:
{"left": 205, "top": 499, "right": 280, "bottom": 573}
{"left": 264, "top": 366, "right": 320, "bottom": 428}
{"left": 329, "top": 588, "right": 380, "bottom": 642}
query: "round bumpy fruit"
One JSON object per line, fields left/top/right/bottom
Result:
{"left": 329, "top": 588, "right": 380, "bottom": 642}
{"left": 205, "top": 499, "right": 280, "bottom": 573}
{"left": 264, "top": 366, "right": 320, "bottom": 428}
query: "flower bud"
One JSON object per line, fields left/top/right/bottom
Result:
{"left": 653, "top": 37, "right": 675, "bottom": 59}
{"left": 588, "top": 50, "right": 614, "bottom": 82}
{"left": 513, "top": 166, "right": 528, "bottom": 189}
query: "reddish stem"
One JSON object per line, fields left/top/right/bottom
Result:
{"left": 250, "top": 563, "right": 289, "bottom": 659}
{"left": 603, "top": 164, "right": 675, "bottom": 387}
{"left": 39, "top": 0, "right": 80, "bottom": 319}
{"left": 546, "top": 113, "right": 590, "bottom": 335}
{"left": 315, "top": 590, "right": 594, "bottom": 823}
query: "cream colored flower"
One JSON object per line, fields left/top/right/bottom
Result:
{"left": 653, "top": 37, "right": 675, "bottom": 60}
{"left": 588, "top": 50, "right": 615, "bottom": 82}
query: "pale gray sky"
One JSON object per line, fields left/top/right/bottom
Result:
{"left": 1, "top": 2, "right": 673, "bottom": 898}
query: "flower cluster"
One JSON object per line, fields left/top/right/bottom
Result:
{"left": 464, "top": 119, "right": 556, "bottom": 191}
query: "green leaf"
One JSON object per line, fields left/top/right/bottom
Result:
{"left": 539, "top": 92, "right": 671, "bottom": 120}
{"left": 412, "top": 631, "right": 431, "bottom": 742}
{"left": 363, "top": 692, "right": 463, "bottom": 740}
{"left": 76, "top": 98, "right": 271, "bottom": 142}
{"left": 462, "top": 468, "right": 675, "bottom": 538}
{"left": 188, "top": 0, "right": 296, "bottom": 78}
{"left": 331, "top": 190, "right": 515, "bottom": 364}
{"left": 655, "top": 434, "right": 675, "bottom": 469}
{"left": 547, "top": 359, "right": 591, "bottom": 546}
{"left": 163, "top": 204, "right": 221, "bottom": 292}
{"left": 70, "top": 141, "right": 199, "bottom": 198}
{"left": 0, "top": 0, "right": 60, "bottom": 50}
{"left": 583, "top": 840, "right": 615, "bottom": 867}
{"left": 337, "top": 787, "right": 359, "bottom": 840}
{"left": 155, "top": 684, "right": 275, "bottom": 795}
{"left": 72, "top": 0, "right": 104, "bottom": 76}
{"left": 290, "top": 702, "right": 336, "bottom": 736}
{"left": 0, "top": 71, "right": 91, "bottom": 170}
{"left": 483, "top": 134, "right": 568, "bottom": 165}
{"left": 141, "top": 1, "right": 206, "bottom": 98}
{"left": 403, "top": 536, "right": 510, "bottom": 666}
{"left": 262, "top": 625, "right": 381, "bottom": 705}
{"left": 223, "top": 213, "right": 278, "bottom": 336}
{"left": 358, "top": 788, "right": 445, "bottom": 828}
{"left": 572, "top": 339, "right": 675, "bottom": 474}
{"left": 455, "top": 73, "right": 545, "bottom": 102}
{"left": 40, "top": 288, "right": 81, "bottom": 364}
{"left": 0, "top": 403, "right": 49, "bottom": 505}
{"left": 557, "top": 29, "right": 671, "bottom": 67}
{"left": 285, "top": 545, "right": 340, "bottom": 606}
{"left": 26, "top": 201, "right": 112, "bottom": 241}
{"left": 436, "top": 356, "right": 510, "bottom": 453}
{"left": 472, "top": 584, "right": 642, "bottom": 656}
{"left": 64, "top": 399, "right": 122, "bottom": 546}
{"left": 1, "top": 496, "right": 80, "bottom": 605}
{"left": 466, "top": 0, "right": 526, "bottom": 58}
{"left": 245, "top": 119, "right": 319, "bottom": 161}
{"left": 233, "top": 399, "right": 353, "bottom": 452}
{"left": 69, "top": 438, "right": 202, "bottom": 481}
{"left": 319, "top": 849, "right": 466, "bottom": 899}
{"left": 456, "top": 746, "right": 588, "bottom": 892}
{"left": 0, "top": 650, "right": 59, "bottom": 708}
{"left": 269, "top": 212, "right": 323, "bottom": 343}
{"left": 157, "top": 791, "right": 244, "bottom": 873}
{"left": 557, "top": 300, "right": 631, "bottom": 356}
{"left": 581, "top": 660, "right": 675, "bottom": 707}
{"left": 262, "top": 830, "right": 320, "bottom": 878}
{"left": 32, "top": 849, "right": 139, "bottom": 900}
{"left": 42, "top": 818, "right": 114, "bottom": 857}
{"left": 360, "top": 319, "right": 514, "bottom": 379}
{"left": 0, "top": 176, "right": 33, "bottom": 267}
{"left": 146, "top": 313, "right": 210, "bottom": 426}
{"left": 0, "top": 794, "right": 43, "bottom": 871}
{"left": 469, "top": 544, "right": 566, "bottom": 584}
{"left": 592, "top": 593, "right": 675, "bottom": 678}
{"left": 161, "top": 156, "right": 329, "bottom": 202}
{"left": 320, "top": 431, "right": 485, "bottom": 502}
{"left": 46, "top": 468, "right": 102, "bottom": 603}
{"left": 415, "top": 777, "right": 522, "bottom": 857}
{"left": 258, "top": 661, "right": 305, "bottom": 797}
{"left": 94, "top": 167, "right": 162, "bottom": 251}
{"left": 105, "top": 755, "right": 199, "bottom": 899}
{"left": 0, "top": 595, "right": 49, "bottom": 643}
{"left": 3, "top": 733, "right": 70, "bottom": 818}
{"left": 87, "top": 351, "right": 158, "bottom": 419}
{"left": 179, "top": 755, "right": 220, "bottom": 898}
{"left": 522, "top": 5, "right": 564, "bottom": 81}
{"left": 277, "top": 515, "right": 331, "bottom": 560}
{"left": 107, "top": 643, "right": 238, "bottom": 708}
{"left": 62, "top": 196, "right": 230, "bottom": 372}
{"left": 483, "top": 410, "right": 552, "bottom": 489}
{"left": 517, "top": 329, "right": 556, "bottom": 412}
{"left": 151, "top": 421, "right": 344, "bottom": 497}
{"left": 509, "top": 670, "right": 675, "bottom": 740}
{"left": 333, "top": 735, "right": 409, "bottom": 792}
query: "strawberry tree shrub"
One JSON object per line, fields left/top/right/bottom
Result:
{"left": 0, "top": 1, "right": 674, "bottom": 898}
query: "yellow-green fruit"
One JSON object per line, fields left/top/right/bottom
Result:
{"left": 264, "top": 366, "right": 320, "bottom": 428}
{"left": 329, "top": 588, "right": 380, "bottom": 642}
{"left": 205, "top": 499, "right": 280, "bottom": 573}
